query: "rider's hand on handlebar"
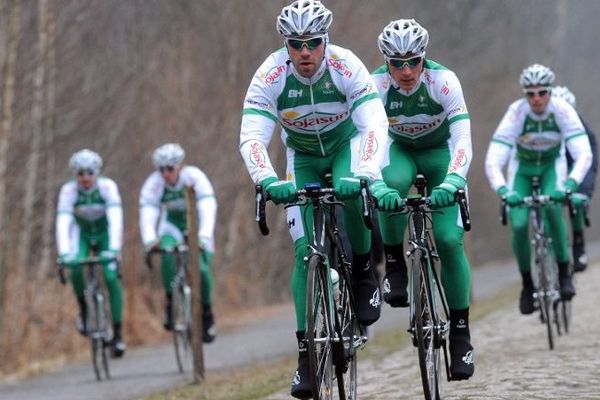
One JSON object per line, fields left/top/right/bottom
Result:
{"left": 261, "top": 177, "right": 296, "bottom": 205}
{"left": 58, "top": 253, "right": 77, "bottom": 266}
{"left": 335, "top": 176, "right": 366, "bottom": 200}
{"left": 144, "top": 240, "right": 161, "bottom": 253}
{"left": 497, "top": 185, "right": 522, "bottom": 207}
{"left": 430, "top": 173, "right": 465, "bottom": 209}
{"left": 199, "top": 235, "right": 211, "bottom": 251}
{"left": 551, "top": 178, "right": 578, "bottom": 202}
{"left": 571, "top": 192, "right": 589, "bottom": 207}
{"left": 99, "top": 249, "right": 120, "bottom": 262}
{"left": 371, "top": 180, "right": 403, "bottom": 211}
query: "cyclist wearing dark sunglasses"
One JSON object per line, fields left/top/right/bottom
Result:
{"left": 552, "top": 86, "right": 598, "bottom": 273}
{"left": 56, "top": 149, "right": 127, "bottom": 357}
{"left": 139, "top": 143, "right": 218, "bottom": 343}
{"left": 240, "top": 1, "right": 388, "bottom": 397}
{"left": 371, "top": 18, "right": 475, "bottom": 381}
{"left": 485, "top": 64, "right": 592, "bottom": 314}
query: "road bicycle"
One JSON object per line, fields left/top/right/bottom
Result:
{"left": 376, "top": 174, "right": 470, "bottom": 400}
{"left": 146, "top": 244, "right": 192, "bottom": 372}
{"left": 255, "top": 177, "right": 372, "bottom": 400}
{"left": 500, "top": 176, "right": 574, "bottom": 349}
{"left": 58, "top": 253, "right": 118, "bottom": 381}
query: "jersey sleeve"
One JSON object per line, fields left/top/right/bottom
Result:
{"left": 436, "top": 71, "right": 472, "bottom": 180}
{"left": 186, "top": 167, "right": 217, "bottom": 251}
{"left": 555, "top": 100, "right": 592, "bottom": 184}
{"left": 139, "top": 173, "right": 163, "bottom": 246}
{"left": 55, "top": 182, "right": 76, "bottom": 256}
{"left": 239, "top": 53, "right": 282, "bottom": 184}
{"left": 99, "top": 178, "right": 123, "bottom": 251}
{"left": 341, "top": 50, "right": 389, "bottom": 181}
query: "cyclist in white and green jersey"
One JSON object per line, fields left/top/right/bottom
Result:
{"left": 239, "top": 1, "right": 388, "bottom": 397}
{"left": 56, "top": 149, "right": 126, "bottom": 357}
{"left": 139, "top": 143, "right": 218, "bottom": 343}
{"left": 370, "top": 19, "right": 474, "bottom": 380}
{"left": 485, "top": 64, "right": 592, "bottom": 314}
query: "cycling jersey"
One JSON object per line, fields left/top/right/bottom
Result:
{"left": 240, "top": 43, "right": 388, "bottom": 184}
{"left": 139, "top": 165, "right": 217, "bottom": 252}
{"left": 567, "top": 116, "right": 598, "bottom": 196}
{"left": 371, "top": 59, "right": 472, "bottom": 181}
{"left": 485, "top": 96, "right": 592, "bottom": 192}
{"left": 56, "top": 176, "right": 123, "bottom": 255}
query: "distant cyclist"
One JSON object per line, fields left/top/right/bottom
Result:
{"left": 551, "top": 86, "right": 598, "bottom": 272}
{"left": 370, "top": 19, "right": 475, "bottom": 380}
{"left": 485, "top": 64, "right": 592, "bottom": 314}
{"left": 56, "top": 149, "right": 126, "bottom": 357}
{"left": 139, "top": 143, "right": 218, "bottom": 343}
{"left": 239, "top": 1, "right": 388, "bottom": 397}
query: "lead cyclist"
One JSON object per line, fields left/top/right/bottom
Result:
{"left": 239, "top": 1, "right": 388, "bottom": 397}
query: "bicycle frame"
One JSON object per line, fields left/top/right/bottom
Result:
{"left": 255, "top": 179, "right": 371, "bottom": 400}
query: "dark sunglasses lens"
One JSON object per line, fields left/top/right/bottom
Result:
{"left": 288, "top": 37, "right": 323, "bottom": 50}
{"left": 77, "top": 169, "right": 94, "bottom": 176}
{"left": 526, "top": 89, "right": 548, "bottom": 98}
{"left": 160, "top": 166, "right": 175, "bottom": 173}
{"left": 389, "top": 57, "right": 422, "bottom": 69}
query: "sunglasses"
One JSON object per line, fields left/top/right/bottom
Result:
{"left": 524, "top": 88, "right": 550, "bottom": 98}
{"left": 159, "top": 165, "right": 176, "bottom": 173}
{"left": 77, "top": 169, "right": 95, "bottom": 177}
{"left": 286, "top": 36, "right": 324, "bottom": 51}
{"left": 387, "top": 55, "right": 423, "bottom": 70}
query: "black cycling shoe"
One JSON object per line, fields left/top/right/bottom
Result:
{"left": 382, "top": 268, "right": 408, "bottom": 307}
{"left": 76, "top": 313, "right": 87, "bottom": 337}
{"left": 519, "top": 286, "right": 536, "bottom": 315}
{"left": 163, "top": 304, "right": 174, "bottom": 331}
{"left": 202, "top": 311, "right": 217, "bottom": 343}
{"left": 573, "top": 234, "right": 587, "bottom": 273}
{"left": 559, "top": 275, "right": 576, "bottom": 301}
{"left": 111, "top": 336, "right": 127, "bottom": 358}
{"left": 291, "top": 332, "right": 311, "bottom": 399}
{"left": 352, "top": 269, "right": 381, "bottom": 326}
{"left": 449, "top": 335, "right": 474, "bottom": 381}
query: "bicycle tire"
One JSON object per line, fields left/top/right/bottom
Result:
{"left": 172, "top": 281, "right": 191, "bottom": 373}
{"left": 333, "top": 265, "right": 359, "bottom": 400}
{"left": 90, "top": 290, "right": 111, "bottom": 380}
{"left": 536, "top": 242, "right": 554, "bottom": 350}
{"left": 306, "top": 255, "right": 334, "bottom": 400}
{"left": 412, "top": 250, "right": 441, "bottom": 400}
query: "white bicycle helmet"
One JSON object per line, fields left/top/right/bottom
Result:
{"left": 276, "top": 0, "right": 333, "bottom": 37}
{"left": 69, "top": 149, "right": 102, "bottom": 175}
{"left": 552, "top": 85, "right": 576, "bottom": 108}
{"left": 377, "top": 19, "right": 429, "bottom": 58}
{"left": 152, "top": 143, "right": 185, "bottom": 168}
{"left": 519, "top": 64, "right": 555, "bottom": 87}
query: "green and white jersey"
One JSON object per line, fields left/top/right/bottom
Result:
{"left": 56, "top": 176, "right": 123, "bottom": 255}
{"left": 240, "top": 43, "right": 389, "bottom": 184}
{"left": 139, "top": 166, "right": 217, "bottom": 251}
{"left": 371, "top": 60, "right": 472, "bottom": 180}
{"left": 485, "top": 96, "right": 592, "bottom": 191}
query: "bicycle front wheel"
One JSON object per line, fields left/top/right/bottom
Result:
{"left": 536, "top": 240, "right": 555, "bottom": 350}
{"left": 172, "top": 282, "right": 192, "bottom": 373}
{"left": 306, "top": 255, "right": 334, "bottom": 400}
{"left": 89, "top": 290, "right": 111, "bottom": 381}
{"left": 412, "top": 250, "right": 441, "bottom": 400}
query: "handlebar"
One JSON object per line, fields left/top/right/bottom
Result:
{"left": 145, "top": 244, "right": 189, "bottom": 269}
{"left": 499, "top": 192, "right": 584, "bottom": 226}
{"left": 56, "top": 255, "right": 120, "bottom": 285}
{"left": 255, "top": 181, "right": 373, "bottom": 236}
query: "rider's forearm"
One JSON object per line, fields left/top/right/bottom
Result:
{"left": 106, "top": 205, "right": 123, "bottom": 251}
{"left": 485, "top": 141, "right": 512, "bottom": 191}
{"left": 566, "top": 134, "right": 593, "bottom": 185}
{"left": 197, "top": 196, "right": 217, "bottom": 252}
{"left": 446, "top": 119, "right": 472, "bottom": 180}
{"left": 56, "top": 212, "right": 74, "bottom": 255}
{"left": 351, "top": 99, "right": 389, "bottom": 181}
{"left": 139, "top": 204, "right": 160, "bottom": 245}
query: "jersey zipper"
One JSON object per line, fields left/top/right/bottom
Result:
{"left": 309, "top": 78, "right": 326, "bottom": 156}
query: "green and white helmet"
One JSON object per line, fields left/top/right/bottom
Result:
{"left": 276, "top": 0, "right": 333, "bottom": 37}
{"left": 152, "top": 143, "right": 185, "bottom": 168}
{"left": 377, "top": 19, "right": 429, "bottom": 58}
{"left": 69, "top": 149, "right": 102, "bottom": 175}
{"left": 519, "top": 64, "right": 555, "bottom": 87}
{"left": 552, "top": 85, "right": 576, "bottom": 108}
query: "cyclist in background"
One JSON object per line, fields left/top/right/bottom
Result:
{"left": 139, "top": 143, "right": 218, "bottom": 343}
{"left": 239, "top": 1, "right": 388, "bottom": 396}
{"left": 551, "top": 86, "right": 598, "bottom": 272}
{"left": 485, "top": 64, "right": 592, "bottom": 314}
{"left": 56, "top": 149, "right": 126, "bottom": 357}
{"left": 370, "top": 19, "right": 475, "bottom": 380}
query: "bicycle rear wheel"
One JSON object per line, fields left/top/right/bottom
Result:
{"left": 306, "top": 255, "right": 334, "bottom": 399}
{"left": 412, "top": 251, "right": 441, "bottom": 400}
{"left": 172, "top": 281, "right": 192, "bottom": 373}
{"left": 333, "top": 265, "right": 360, "bottom": 400}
